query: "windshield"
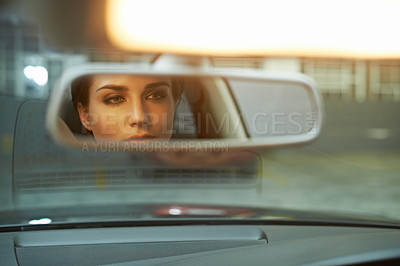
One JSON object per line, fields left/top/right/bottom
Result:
{"left": 0, "top": 2, "right": 399, "bottom": 227}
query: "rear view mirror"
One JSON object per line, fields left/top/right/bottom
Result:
{"left": 46, "top": 61, "right": 323, "bottom": 152}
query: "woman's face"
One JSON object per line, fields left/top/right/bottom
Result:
{"left": 77, "top": 74, "right": 177, "bottom": 141}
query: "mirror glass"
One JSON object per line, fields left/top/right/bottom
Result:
{"left": 53, "top": 73, "right": 320, "bottom": 150}
{"left": 229, "top": 79, "right": 316, "bottom": 138}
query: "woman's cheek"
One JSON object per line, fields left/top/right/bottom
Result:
{"left": 91, "top": 110, "right": 119, "bottom": 137}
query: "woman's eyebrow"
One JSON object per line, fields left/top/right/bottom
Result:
{"left": 96, "top": 84, "right": 129, "bottom": 92}
{"left": 144, "top": 81, "right": 171, "bottom": 90}
{"left": 95, "top": 81, "right": 170, "bottom": 92}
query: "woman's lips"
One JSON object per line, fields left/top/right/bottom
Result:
{"left": 124, "top": 134, "right": 156, "bottom": 141}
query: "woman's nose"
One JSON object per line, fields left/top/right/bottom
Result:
{"left": 127, "top": 100, "right": 146, "bottom": 126}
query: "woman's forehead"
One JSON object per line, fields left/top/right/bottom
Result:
{"left": 90, "top": 74, "right": 171, "bottom": 88}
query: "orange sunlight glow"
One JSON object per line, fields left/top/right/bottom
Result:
{"left": 106, "top": 0, "right": 400, "bottom": 58}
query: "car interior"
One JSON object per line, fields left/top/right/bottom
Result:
{"left": 1, "top": 0, "right": 399, "bottom": 265}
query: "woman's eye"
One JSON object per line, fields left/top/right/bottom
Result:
{"left": 146, "top": 91, "right": 167, "bottom": 102}
{"left": 103, "top": 95, "right": 126, "bottom": 105}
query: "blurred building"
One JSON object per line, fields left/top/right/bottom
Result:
{"left": 1, "top": 14, "right": 399, "bottom": 103}
{"left": 212, "top": 57, "right": 400, "bottom": 103}
{"left": 0, "top": 15, "right": 87, "bottom": 100}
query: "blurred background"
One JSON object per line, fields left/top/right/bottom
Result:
{"left": 1, "top": 8, "right": 399, "bottom": 150}
{"left": 0, "top": 1, "right": 399, "bottom": 221}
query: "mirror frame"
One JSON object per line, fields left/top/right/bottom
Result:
{"left": 46, "top": 60, "right": 324, "bottom": 152}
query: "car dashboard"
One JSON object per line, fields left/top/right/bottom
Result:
{"left": 1, "top": 222, "right": 400, "bottom": 265}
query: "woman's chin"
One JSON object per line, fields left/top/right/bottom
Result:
{"left": 123, "top": 134, "right": 156, "bottom": 142}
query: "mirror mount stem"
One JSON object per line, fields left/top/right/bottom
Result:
{"left": 152, "top": 54, "right": 213, "bottom": 72}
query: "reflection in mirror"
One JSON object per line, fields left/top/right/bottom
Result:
{"left": 70, "top": 74, "right": 185, "bottom": 141}
{"left": 64, "top": 74, "right": 250, "bottom": 143}
{"left": 53, "top": 72, "right": 321, "bottom": 151}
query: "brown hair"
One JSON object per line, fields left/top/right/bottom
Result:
{"left": 71, "top": 74, "right": 92, "bottom": 110}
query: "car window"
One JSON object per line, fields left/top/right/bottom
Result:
{"left": 0, "top": 2, "right": 399, "bottom": 226}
